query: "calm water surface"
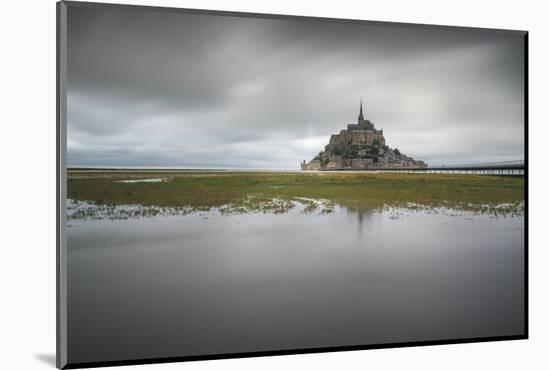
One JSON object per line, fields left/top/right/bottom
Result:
{"left": 67, "top": 204, "right": 524, "bottom": 363}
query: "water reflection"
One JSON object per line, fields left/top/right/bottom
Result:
{"left": 68, "top": 195, "right": 524, "bottom": 362}
{"left": 67, "top": 197, "right": 524, "bottom": 222}
{"left": 67, "top": 200, "right": 524, "bottom": 364}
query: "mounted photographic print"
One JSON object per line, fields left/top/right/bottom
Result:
{"left": 56, "top": 1, "right": 528, "bottom": 368}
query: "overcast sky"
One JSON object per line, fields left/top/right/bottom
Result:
{"left": 66, "top": 4, "right": 525, "bottom": 169}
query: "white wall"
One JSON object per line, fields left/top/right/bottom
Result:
{"left": 1, "top": 0, "right": 547, "bottom": 369}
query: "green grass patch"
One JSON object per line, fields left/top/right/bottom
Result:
{"left": 67, "top": 171, "right": 524, "bottom": 215}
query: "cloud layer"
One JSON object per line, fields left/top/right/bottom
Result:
{"left": 67, "top": 5, "right": 525, "bottom": 168}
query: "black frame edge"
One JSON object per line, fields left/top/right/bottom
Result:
{"left": 63, "top": 335, "right": 527, "bottom": 369}
{"left": 523, "top": 32, "right": 529, "bottom": 339}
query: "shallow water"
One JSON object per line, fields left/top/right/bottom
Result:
{"left": 67, "top": 203, "right": 524, "bottom": 364}
{"left": 116, "top": 177, "right": 173, "bottom": 183}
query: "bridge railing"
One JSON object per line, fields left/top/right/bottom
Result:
{"left": 429, "top": 160, "right": 524, "bottom": 169}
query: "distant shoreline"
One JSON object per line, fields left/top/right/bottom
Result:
{"left": 66, "top": 167, "right": 524, "bottom": 176}
{"left": 67, "top": 167, "right": 300, "bottom": 172}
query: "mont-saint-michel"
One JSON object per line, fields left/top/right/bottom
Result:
{"left": 301, "top": 101, "right": 427, "bottom": 171}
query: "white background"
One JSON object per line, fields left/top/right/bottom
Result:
{"left": 1, "top": 0, "right": 548, "bottom": 369}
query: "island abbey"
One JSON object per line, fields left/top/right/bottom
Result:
{"left": 301, "top": 101, "right": 427, "bottom": 171}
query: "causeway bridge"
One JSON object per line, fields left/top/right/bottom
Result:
{"left": 323, "top": 160, "right": 525, "bottom": 175}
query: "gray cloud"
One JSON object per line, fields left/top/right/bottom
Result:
{"left": 66, "top": 4, "right": 525, "bottom": 168}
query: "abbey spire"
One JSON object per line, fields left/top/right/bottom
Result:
{"left": 358, "top": 98, "right": 364, "bottom": 122}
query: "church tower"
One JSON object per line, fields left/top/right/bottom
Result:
{"left": 358, "top": 99, "right": 364, "bottom": 122}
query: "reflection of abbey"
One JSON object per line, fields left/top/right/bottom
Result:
{"left": 301, "top": 101, "right": 426, "bottom": 170}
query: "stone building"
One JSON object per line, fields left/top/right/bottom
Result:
{"left": 301, "top": 100, "right": 426, "bottom": 171}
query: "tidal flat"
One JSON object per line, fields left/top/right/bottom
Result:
{"left": 66, "top": 170, "right": 525, "bottom": 363}
{"left": 67, "top": 171, "right": 524, "bottom": 218}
